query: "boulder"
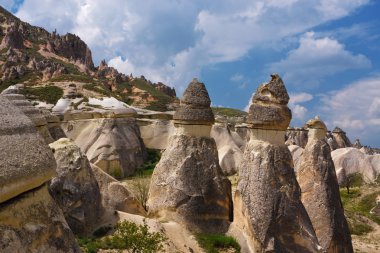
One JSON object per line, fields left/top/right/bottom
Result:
{"left": 48, "top": 138, "right": 103, "bottom": 236}
{"left": 0, "top": 96, "right": 80, "bottom": 252}
{"left": 297, "top": 117, "right": 353, "bottom": 252}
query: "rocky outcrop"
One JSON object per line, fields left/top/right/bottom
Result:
{"left": 48, "top": 138, "right": 103, "bottom": 236}
{"left": 1, "top": 93, "right": 54, "bottom": 143}
{"left": 0, "top": 96, "right": 80, "bottom": 252}
{"left": 211, "top": 123, "right": 244, "bottom": 175}
{"left": 285, "top": 127, "right": 308, "bottom": 147}
{"left": 230, "top": 74, "right": 321, "bottom": 252}
{"left": 288, "top": 144, "right": 304, "bottom": 172}
{"left": 91, "top": 164, "right": 146, "bottom": 216}
{"left": 332, "top": 127, "right": 352, "bottom": 149}
{"left": 152, "top": 81, "right": 176, "bottom": 97}
{"left": 61, "top": 108, "right": 147, "bottom": 178}
{"left": 147, "top": 79, "right": 232, "bottom": 233}
{"left": 297, "top": 117, "right": 353, "bottom": 252}
{"left": 353, "top": 138, "right": 363, "bottom": 149}
{"left": 332, "top": 147, "right": 380, "bottom": 184}
{"left": 0, "top": 27, "right": 24, "bottom": 49}
{"left": 138, "top": 118, "right": 175, "bottom": 149}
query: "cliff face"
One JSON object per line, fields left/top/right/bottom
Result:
{"left": 0, "top": 6, "right": 177, "bottom": 111}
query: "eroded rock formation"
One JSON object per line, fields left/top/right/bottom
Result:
{"left": 0, "top": 96, "right": 80, "bottom": 252}
{"left": 297, "top": 117, "right": 353, "bottom": 252}
{"left": 49, "top": 138, "right": 103, "bottom": 236}
{"left": 332, "top": 127, "right": 352, "bottom": 149}
{"left": 230, "top": 74, "right": 321, "bottom": 252}
{"left": 147, "top": 78, "right": 232, "bottom": 233}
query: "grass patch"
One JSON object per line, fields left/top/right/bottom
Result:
{"left": 135, "top": 149, "right": 161, "bottom": 177}
{"left": 21, "top": 85, "right": 63, "bottom": 104}
{"left": 348, "top": 219, "right": 373, "bottom": 235}
{"left": 196, "top": 234, "right": 241, "bottom": 253}
{"left": 83, "top": 83, "right": 112, "bottom": 96}
{"left": 50, "top": 74, "right": 92, "bottom": 83}
{"left": 212, "top": 107, "right": 248, "bottom": 118}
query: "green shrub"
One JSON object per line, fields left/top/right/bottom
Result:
{"left": 196, "top": 233, "right": 241, "bottom": 253}
{"left": 212, "top": 107, "right": 248, "bottom": 118}
{"left": 136, "top": 149, "right": 161, "bottom": 176}
{"left": 21, "top": 85, "right": 63, "bottom": 104}
{"left": 348, "top": 220, "right": 373, "bottom": 235}
{"left": 78, "top": 220, "right": 166, "bottom": 253}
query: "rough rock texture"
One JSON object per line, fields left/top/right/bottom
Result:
{"left": 332, "top": 148, "right": 380, "bottom": 184}
{"left": 0, "top": 96, "right": 56, "bottom": 203}
{"left": 288, "top": 144, "right": 304, "bottom": 172}
{"left": 0, "top": 185, "right": 81, "bottom": 253}
{"left": 173, "top": 78, "right": 215, "bottom": 125}
{"left": 0, "top": 27, "right": 24, "bottom": 49}
{"left": 147, "top": 135, "right": 232, "bottom": 233}
{"left": 48, "top": 138, "right": 103, "bottom": 236}
{"left": 211, "top": 124, "right": 244, "bottom": 175}
{"left": 230, "top": 75, "right": 320, "bottom": 252}
{"left": 0, "top": 96, "right": 80, "bottom": 252}
{"left": 353, "top": 138, "right": 363, "bottom": 149}
{"left": 138, "top": 119, "right": 175, "bottom": 149}
{"left": 2, "top": 93, "right": 54, "bottom": 143}
{"left": 247, "top": 74, "right": 291, "bottom": 130}
{"left": 91, "top": 164, "right": 146, "bottom": 216}
{"left": 297, "top": 118, "right": 353, "bottom": 252}
{"left": 152, "top": 81, "right": 176, "bottom": 97}
{"left": 40, "top": 109, "right": 67, "bottom": 140}
{"left": 286, "top": 127, "right": 308, "bottom": 147}
{"left": 62, "top": 115, "right": 147, "bottom": 178}
{"left": 148, "top": 80, "right": 232, "bottom": 233}
{"left": 332, "top": 127, "right": 352, "bottom": 149}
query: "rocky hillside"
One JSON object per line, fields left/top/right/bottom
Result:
{"left": 0, "top": 6, "right": 178, "bottom": 111}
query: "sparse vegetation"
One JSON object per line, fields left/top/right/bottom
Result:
{"left": 136, "top": 149, "right": 161, "bottom": 176}
{"left": 195, "top": 233, "right": 241, "bottom": 253}
{"left": 212, "top": 107, "right": 248, "bottom": 118}
{"left": 21, "top": 85, "right": 63, "bottom": 104}
{"left": 78, "top": 220, "right": 166, "bottom": 253}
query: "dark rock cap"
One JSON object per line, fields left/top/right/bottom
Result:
{"left": 247, "top": 74, "right": 291, "bottom": 130}
{"left": 173, "top": 78, "right": 215, "bottom": 125}
{"left": 332, "top": 127, "right": 345, "bottom": 133}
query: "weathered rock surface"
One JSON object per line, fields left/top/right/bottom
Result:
{"left": 62, "top": 112, "right": 147, "bottom": 178}
{"left": 230, "top": 74, "right": 320, "bottom": 252}
{"left": 211, "top": 123, "right": 244, "bottom": 175}
{"left": 91, "top": 164, "right": 146, "bottom": 216}
{"left": 332, "top": 147, "right": 380, "bottom": 184}
{"left": 138, "top": 118, "right": 175, "bottom": 149}
{"left": 247, "top": 74, "right": 291, "bottom": 130}
{"left": 288, "top": 144, "right": 304, "bottom": 172}
{"left": 147, "top": 135, "right": 232, "bottom": 233}
{"left": 48, "top": 138, "right": 103, "bottom": 236}
{"left": 0, "top": 96, "right": 80, "bottom": 252}
{"left": 332, "top": 127, "right": 352, "bottom": 149}
{"left": 285, "top": 127, "right": 308, "bottom": 147}
{"left": 297, "top": 117, "right": 353, "bottom": 252}
{"left": 0, "top": 27, "right": 24, "bottom": 49}
{"left": 148, "top": 79, "right": 232, "bottom": 233}
{"left": 173, "top": 78, "right": 215, "bottom": 125}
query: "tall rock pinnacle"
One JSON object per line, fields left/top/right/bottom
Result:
{"left": 147, "top": 78, "right": 232, "bottom": 233}
{"left": 230, "top": 74, "right": 321, "bottom": 252}
{"left": 298, "top": 117, "right": 353, "bottom": 253}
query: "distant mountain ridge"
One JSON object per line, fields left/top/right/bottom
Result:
{"left": 0, "top": 5, "right": 178, "bottom": 111}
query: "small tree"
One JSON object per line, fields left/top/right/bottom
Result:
{"left": 344, "top": 172, "right": 364, "bottom": 194}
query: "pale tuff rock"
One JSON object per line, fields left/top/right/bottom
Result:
{"left": 298, "top": 117, "right": 353, "bottom": 252}
{"left": 332, "top": 127, "right": 352, "bottom": 149}
{"left": 62, "top": 112, "right": 147, "bottom": 178}
{"left": 138, "top": 118, "right": 175, "bottom": 149}
{"left": 0, "top": 96, "right": 56, "bottom": 203}
{"left": 286, "top": 127, "right": 309, "bottom": 147}
{"left": 91, "top": 164, "right": 146, "bottom": 216}
{"left": 2, "top": 93, "right": 54, "bottom": 143}
{"left": 211, "top": 124, "right": 244, "bottom": 176}
{"left": 48, "top": 138, "right": 103, "bottom": 236}
{"left": 247, "top": 74, "right": 291, "bottom": 131}
{"left": 231, "top": 74, "right": 321, "bottom": 252}
{"left": 0, "top": 96, "right": 80, "bottom": 252}
{"left": 288, "top": 144, "right": 304, "bottom": 172}
{"left": 332, "top": 147, "right": 380, "bottom": 184}
{"left": 147, "top": 79, "right": 232, "bottom": 233}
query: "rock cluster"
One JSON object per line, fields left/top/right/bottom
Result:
{"left": 152, "top": 81, "right": 176, "bottom": 97}
{"left": 0, "top": 27, "right": 24, "bottom": 49}
{"left": 297, "top": 117, "right": 353, "bottom": 252}
{"left": 147, "top": 79, "right": 232, "bottom": 233}
{"left": 0, "top": 96, "right": 80, "bottom": 252}
{"left": 49, "top": 138, "right": 103, "bottom": 236}
{"left": 332, "top": 127, "right": 352, "bottom": 149}
{"left": 231, "top": 74, "right": 321, "bottom": 252}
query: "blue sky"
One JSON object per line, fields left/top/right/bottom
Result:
{"left": 1, "top": 0, "right": 380, "bottom": 146}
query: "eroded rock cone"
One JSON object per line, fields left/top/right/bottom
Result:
{"left": 298, "top": 117, "right": 353, "bottom": 253}
{"left": 332, "top": 127, "right": 352, "bottom": 149}
{"left": 0, "top": 96, "right": 80, "bottom": 252}
{"left": 231, "top": 74, "right": 321, "bottom": 252}
{"left": 147, "top": 79, "right": 232, "bottom": 233}
{"left": 49, "top": 138, "right": 103, "bottom": 236}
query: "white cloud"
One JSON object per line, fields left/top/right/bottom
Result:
{"left": 230, "top": 74, "right": 244, "bottom": 82}
{"left": 292, "top": 104, "right": 308, "bottom": 120}
{"left": 319, "top": 76, "right": 380, "bottom": 146}
{"left": 288, "top": 92, "right": 313, "bottom": 120}
{"left": 289, "top": 92, "right": 313, "bottom": 104}
{"left": 269, "top": 32, "right": 371, "bottom": 87}
{"left": 13, "top": 0, "right": 370, "bottom": 94}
